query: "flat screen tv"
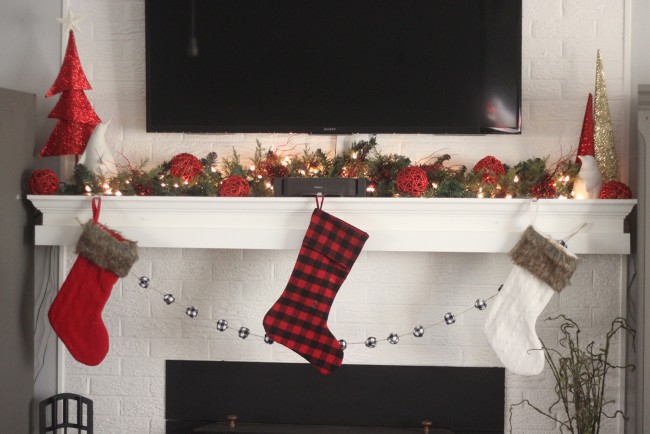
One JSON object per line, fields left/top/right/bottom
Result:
{"left": 145, "top": 0, "right": 522, "bottom": 135}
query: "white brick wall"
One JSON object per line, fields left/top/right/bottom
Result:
{"left": 61, "top": 249, "right": 628, "bottom": 433}
{"left": 60, "top": 1, "right": 630, "bottom": 432}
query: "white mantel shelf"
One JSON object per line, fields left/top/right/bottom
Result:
{"left": 27, "top": 196, "right": 636, "bottom": 254}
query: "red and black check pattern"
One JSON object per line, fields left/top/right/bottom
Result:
{"left": 263, "top": 208, "right": 369, "bottom": 375}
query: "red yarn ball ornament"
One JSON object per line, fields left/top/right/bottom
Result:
{"left": 599, "top": 180, "right": 632, "bottom": 199}
{"left": 220, "top": 175, "right": 251, "bottom": 197}
{"left": 473, "top": 156, "right": 506, "bottom": 184}
{"left": 29, "top": 169, "right": 59, "bottom": 195}
{"left": 396, "top": 166, "right": 429, "bottom": 197}
{"left": 170, "top": 153, "right": 203, "bottom": 182}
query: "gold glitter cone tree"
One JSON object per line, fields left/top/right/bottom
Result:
{"left": 593, "top": 50, "right": 620, "bottom": 182}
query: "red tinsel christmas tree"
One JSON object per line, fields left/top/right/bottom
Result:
{"left": 39, "top": 30, "right": 101, "bottom": 157}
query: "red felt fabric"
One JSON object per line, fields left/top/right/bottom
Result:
{"left": 48, "top": 255, "right": 118, "bottom": 366}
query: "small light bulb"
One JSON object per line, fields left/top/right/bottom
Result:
{"left": 102, "top": 182, "right": 110, "bottom": 189}
{"left": 84, "top": 185, "right": 92, "bottom": 192}
{"left": 115, "top": 190, "right": 122, "bottom": 196}
{"left": 250, "top": 165, "right": 255, "bottom": 171}
{"left": 299, "top": 169, "right": 306, "bottom": 175}
{"left": 506, "top": 194, "right": 513, "bottom": 199}
{"left": 173, "top": 183, "right": 179, "bottom": 188}
{"left": 564, "top": 175, "right": 571, "bottom": 183}
{"left": 210, "top": 166, "right": 217, "bottom": 173}
{"left": 431, "top": 182, "right": 438, "bottom": 189}
{"left": 161, "top": 182, "right": 166, "bottom": 187}
{"left": 513, "top": 175, "right": 519, "bottom": 183}
{"left": 184, "top": 180, "right": 189, "bottom": 185}
{"left": 265, "top": 182, "right": 272, "bottom": 188}
{"left": 351, "top": 152, "right": 358, "bottom": 160}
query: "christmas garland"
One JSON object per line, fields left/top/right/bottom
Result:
{"left": 42, "top": 136, "right": 583, "bottom": 199}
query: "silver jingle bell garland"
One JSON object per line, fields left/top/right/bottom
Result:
{"left": 132, "top": 273, "right": 502, "bottom": 350}
{"left": 132, "top": 219, "right": 580, "bottom": 351}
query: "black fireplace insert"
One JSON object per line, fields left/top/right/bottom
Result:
{"left": 166, "top": 361, "right": 504, "bottom": 434}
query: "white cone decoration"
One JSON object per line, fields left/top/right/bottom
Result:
{"left": 78, "top": 121, "right": 116, "bottom": 174}
{"left": 572, "top": 155, "right": 602, "bottom": 199}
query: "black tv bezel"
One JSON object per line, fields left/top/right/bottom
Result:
{"left": 145, "top": 0, "right": 522, "bottom": 136}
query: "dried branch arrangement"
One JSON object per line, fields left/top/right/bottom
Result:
{"left": 510, "top": 315, "right": 635, "bottom": 434}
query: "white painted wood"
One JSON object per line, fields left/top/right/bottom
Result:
{"left": 28, "top": 196, "right": 636, "bottom": 253}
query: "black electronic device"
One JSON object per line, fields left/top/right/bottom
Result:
{"left": 145, "top": 0, "right": 522, "bottom": 135}
{"left": 273, "top": 177, "right": 366, "bottom": 197}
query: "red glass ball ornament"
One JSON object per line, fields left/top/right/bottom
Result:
{"left": 473, "top": 156, "right": 506, "bottom": 184}
{"left": 29, "top": 169, "right": 59, "bottom": 195}
{"left": 599, "top": 180, "right": 632, "bottom": 199}
{"left": 530, "top": 175, "right": 557, "bottom": 199}
{"left": 396, "top": 166, "right": 429, "bottom": 197}
{"left": 265, "top": 163, "right": 289, "bottom": 181}
{"left": 220, "top": 175, "right": 251, "bottom": 197}
{"left": 170, "top": 153, "right": 203, "bottom": 182}
{"left": 133, "top": 183, "right": 154, "bottom": 196}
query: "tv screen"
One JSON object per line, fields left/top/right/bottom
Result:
{"left": 145, "top": 0, "right": 521, "bottom": 134}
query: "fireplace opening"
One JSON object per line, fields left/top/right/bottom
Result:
{"left": 166, "top": 361, "right": 504, "bottom": 434}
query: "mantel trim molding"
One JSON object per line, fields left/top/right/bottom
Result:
{"left": 27, "top": 196, "right": 636, "bottom": 254}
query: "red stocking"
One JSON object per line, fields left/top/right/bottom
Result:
{"left": 48, "top": 198, "right": 138, "bottom": 366}
{"left": 263, "top": 202, "right": 368, "bottom": 374}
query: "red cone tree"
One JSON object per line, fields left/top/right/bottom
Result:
{"left": 39, "top": 30, "right": 101, "bottom": 157}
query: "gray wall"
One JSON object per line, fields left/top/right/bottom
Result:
{"left": 0, "top": 0, "right": 62, "bottom": 149}
{"left": 0, "top": 1, "right": 63, "bottom": 432}
{"left": 0, "top": 87, "right": 36, "bottom": 434}
{"left": 629, "top": 0, "right": 650, "bottom": 432}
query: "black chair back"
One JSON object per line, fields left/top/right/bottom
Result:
{"left": 39, "top": 393, "right": 93, "bottom": 434}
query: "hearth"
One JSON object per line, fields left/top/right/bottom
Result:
{"left": 166, "top": 361, "right": 504, "bottom": 434}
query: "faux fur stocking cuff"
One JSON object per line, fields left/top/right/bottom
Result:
{"left": 509, "top": 226, "right": 577, "bottom": 292}
{"left": 76, "top": 221, "right": 139, "bottom": 277}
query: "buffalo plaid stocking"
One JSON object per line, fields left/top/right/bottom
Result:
{"left": 263, "top": 204, "right": 368, "bottom": 375}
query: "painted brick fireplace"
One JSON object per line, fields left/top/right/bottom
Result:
{"left": 30, "top": 196, "right": 634, "bottom": 433}
{"left": 32, "top": 0, "right": 634, "bottom": 432}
